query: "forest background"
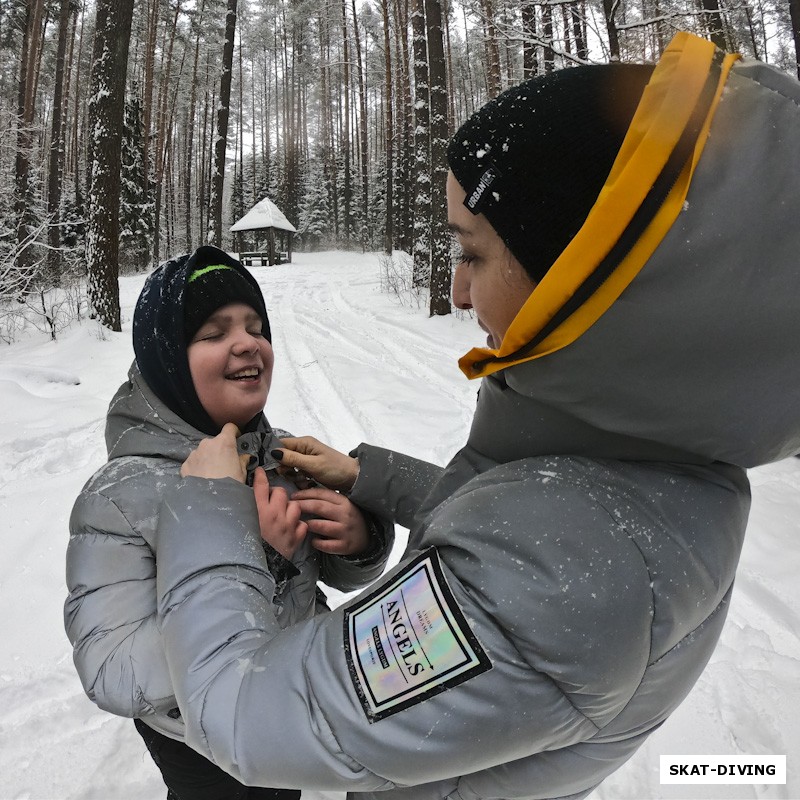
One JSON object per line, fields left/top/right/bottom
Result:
{"left": 2, "top": 0, "right": 800, "bottom": 342}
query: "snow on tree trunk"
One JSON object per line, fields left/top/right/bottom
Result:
{"left": 412, "top": 0, "right": 431, "bottom": 288}
{"left": 86, "top": 0, "right": 134, "bottom": 331}
{"left": 426, "top": 0, "right": 451, "bottom": 317}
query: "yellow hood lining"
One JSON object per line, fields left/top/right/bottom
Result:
{"left": 459, "top": 32, "right": 740, "bottom": 380}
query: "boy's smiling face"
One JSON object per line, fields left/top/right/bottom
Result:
{"left": 188, "top": 302, "right": 274, "bottom": 430}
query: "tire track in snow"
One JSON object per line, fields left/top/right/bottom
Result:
{"left": 253, "top": 258, "right": 477, "bottom": 462}
{"left": 289, "top": 305, "right": 474, "bottom": 463}
{"left": 266, "top": 284, "right": 380, "bottom": 450}
{"left": 295, "top": 310, "right": 466, "bottom": 408}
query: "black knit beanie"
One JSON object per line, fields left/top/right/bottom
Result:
{"left": 183, "top": 263, "right": 269, "bottom": 344}
{"left": 447, "top": 63, "right": 654, "bottom": 283}
{"left": 132, "top": 245, "right": 270, "bottom": 435}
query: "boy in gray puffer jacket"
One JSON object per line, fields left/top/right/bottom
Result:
{"left": 64, "top": 246, "right": 393, "bottom": 800}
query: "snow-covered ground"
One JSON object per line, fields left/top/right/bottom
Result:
{"left": 0, "top": 251, "right": 797, "bottom": 800}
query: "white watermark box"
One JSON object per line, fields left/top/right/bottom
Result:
{"left": 660, "top": 755, "right": 786, "bottom": 784}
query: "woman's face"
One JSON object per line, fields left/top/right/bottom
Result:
{"left": 187, "top": 302, "right": 274, "bottom": 430}
{"left": 447, "top": 171, "right": 536, "bottom": 348}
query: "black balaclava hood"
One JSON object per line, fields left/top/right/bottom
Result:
{"left": 447, "top": 63, "right": 653, "bottom": 283}
{"left": 132, "top": 245, "right": 271, "bottom": 435}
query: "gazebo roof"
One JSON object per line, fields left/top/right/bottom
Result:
{"left": 230, "top": 197, "right": 297, "bottom": 233}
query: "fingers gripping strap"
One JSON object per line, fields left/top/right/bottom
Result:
{"left": 459, "top": 32, "right": 740, "bottom": 379}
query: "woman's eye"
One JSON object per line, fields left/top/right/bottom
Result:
{"left": 454, "top": 250, "right": 476, "bottom": 266}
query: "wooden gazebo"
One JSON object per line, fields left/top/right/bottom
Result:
{"left": 230, "top": 197, "right": 297, "bottom": 266}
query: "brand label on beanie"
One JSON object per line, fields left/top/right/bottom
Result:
{"left": 465, "top": 163, "right": 502, "bottom": 214}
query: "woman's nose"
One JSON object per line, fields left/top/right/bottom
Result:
{"left": 452, "top": 263, "right": 473, "bottom": 310}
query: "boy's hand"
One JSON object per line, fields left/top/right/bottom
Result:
{"left": 254, "top": 468, "right": 308, "bottom": 559}
{"left": 292, "top": 487, "right": 370, "bottom": 556}
{"left": 272, "top": 437, "right": 359, "bottom": 492}
{"left": 181, "top": 423, "right": 250, "bottom": 482}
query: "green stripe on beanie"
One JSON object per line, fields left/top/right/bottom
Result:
{"left": 188, "top": 264, "right": 234, "bottom": 283}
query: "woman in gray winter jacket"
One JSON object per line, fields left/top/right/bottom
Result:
{"left": 148, "top": 33, "right": 799, "bottom": 800}
{"left": 64, "top": 247, "right": 393, "bottom": 799}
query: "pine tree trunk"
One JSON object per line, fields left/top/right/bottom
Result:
{"left": 184, "top": 0, "right": 206, "bottom": 250}
{"left": 394, "top": 0, "right": 414, "bottom": 254}
{"left": 522, "top": 1, "right": 537, "bottom": 78}
{"left": 283, "top": 20, "right": 300, "bottom": 228}
{"left": 45, "top": 0, "right": 72, "bottom": 285}
{"left": 789, "top": 0, "right": 800, "bottom": 78}
{"left": 741, "top": 2, "right": 761, "bottom": 60}
{"left": 61, "top": 3, "right": 78, "bottom": 184}
{"left": 199, "top": 66, "right": 211, "bottom": 244}
{"left": 381, "top": 0, "right": 394, "bottom": 254}
{"left": 561, "top": 3, "right": 574, "bottom": 54}
{"left": 318, "top": 9, "right": 333, "bottom": 239}
{"left": 152, "top": 0, "right": 182, "bottom": 263}
{"left": 70, "top": 2, "right": 86, "bottom": 230}
{"left": 209, "top": 0, "right": 237, "bottom": 248}
{"left": 425, "top": 0, "right": 450, "bottom": 316}
{"left": 573, "top": 1, "right": 588, "bottom": 60}
{"left": 351, "top": 0, "right": 369, "bottom": 250}
{"left": 699, "top": 0, "right": 728, "bottom": 51}
{"left": 340, "top": 0, "right": 352, "bottom": 245}
{"left": 15, "top": 0, "right": 46, "bottom": 286}
{"left": 142, "top": 0, "right": 160, "bottom": 259}
{"left": 481, "top": 0, "right": 501, "bottom": 95}
{"left": 237, "top": 32, "right": 245, "bottom": 228}
{"left": 602, "top": 0, "right": 620, "bottom": 60}
{"left": 411, "top": 0, "right": 430, "bottom": 286}
{"left": 443, "top": 0, "right": 455, "bottom": 130}
{"left": 251, "top": 61, "right": 258, "bottom": 205}
{"left": 86, "top": 0, "right": 135, "bottom": 330}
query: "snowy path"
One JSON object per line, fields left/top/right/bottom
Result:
{"left": 0, "top": 251, "right": 797, "bottom": 799}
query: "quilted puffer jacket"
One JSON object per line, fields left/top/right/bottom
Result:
{"left": 64, "top": 364, "right": 393, "bottom": 740}
{"left": 149, "top": 36, "right": 800, "bottom": 799}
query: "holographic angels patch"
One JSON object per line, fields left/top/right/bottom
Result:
{"left": 344, "top": 548, "right": 491, "bottom": 722}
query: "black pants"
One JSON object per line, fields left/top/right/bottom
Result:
{"left": 134, "top": 718, "right": 301, "bottom": 800}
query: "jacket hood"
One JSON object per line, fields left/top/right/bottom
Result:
{"left": 460, "top": 34, "right": 800, "bottom": 468}
{"left": 106, "top": 363, "right": 207, "bottom": 462}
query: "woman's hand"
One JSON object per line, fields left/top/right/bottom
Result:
{"left": 181, "top": 423, "right": 250, "bottom": 482}
{"left": 253, "top": 468, "right": 308, "bottom": 559}
{"left": 292, "top": 487, "right": 370, "bottom": 556}
{"left": 272, "top": 436, "right": 359, "bottom": 492}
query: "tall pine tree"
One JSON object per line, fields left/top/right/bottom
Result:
{"left": 298, "top": 154, "right": 331, "bottom": 250}
{"left": 119, "top": 87, "right": 154, "bottom": 273}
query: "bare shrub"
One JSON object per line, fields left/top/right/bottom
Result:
{"left": 378, "top": 251, "right": 428, "bottom": 309}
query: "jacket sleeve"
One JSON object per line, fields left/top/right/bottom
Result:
{"left": 347, "top": 444, "right": 445, "bottom": 529}
{"left": 64, "top": 488, "right": 176, "bottom": 717}
{"left": 154, "top": 475, "right": 631, "bottom": 795}
{"left": 318, "top": 509, "right": 395, "bottom": 592}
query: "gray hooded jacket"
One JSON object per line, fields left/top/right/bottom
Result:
{"left": 150, "top": 56, "right": 799, "bottom": 799}
{"left": 64, "top": 364, "right": 392, "bottom": 741}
